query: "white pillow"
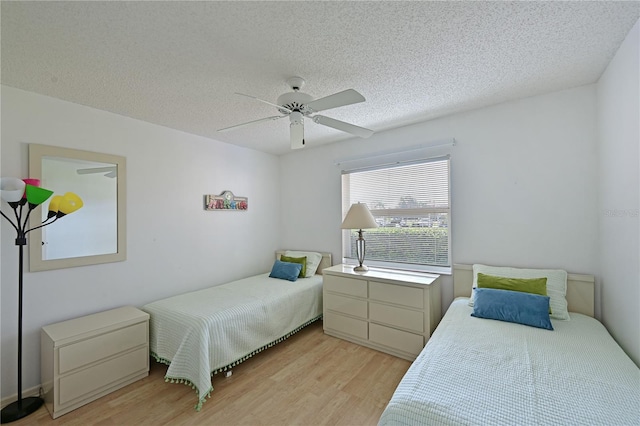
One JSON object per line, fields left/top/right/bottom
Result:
{"left": 284, "top": 251, "right": 323, "bottom": 278}
{"left": 470, "top": 264, "right": 570, "bottom": 320}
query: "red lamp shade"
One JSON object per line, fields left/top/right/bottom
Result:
{"left": 22, "top": 178, "right": 40, "bottom": 187}
{"left": 21, "top": 178, "right": 41, "bottom": 202}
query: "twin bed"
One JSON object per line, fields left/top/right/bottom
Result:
{"left": 379, "top": 264, "right": 640, "bottom": 425}
{"left": 141, "top": 250, "right": 331, "bottom": 410}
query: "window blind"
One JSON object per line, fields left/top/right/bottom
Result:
{"left": 342, "top": 157, "right": 451, "bottom": 270}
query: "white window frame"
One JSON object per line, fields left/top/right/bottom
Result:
{"left": 341, "top": 156, "right": 451, "bottom": 274}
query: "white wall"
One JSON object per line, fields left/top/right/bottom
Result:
{"left": 280, "top": 85, "right": 599, "bottom": 317}
{"left": 597, "top": 19, "right": 640, "bottom": 366}
{"left": 0, "top": 86, "right": 281, "bottom": 399}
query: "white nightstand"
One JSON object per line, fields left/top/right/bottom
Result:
{"left": 323, "top": 264, "right": 441, "bottom": 361}
{"left": 41, "top": 306, "right": 149, "bottom": 419}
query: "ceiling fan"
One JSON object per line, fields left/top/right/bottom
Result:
{"left": 76, "top": 166, "right": 117, "bottom": 178}
{"left": 218, "top": 77, "right": 374, "bottom": 149}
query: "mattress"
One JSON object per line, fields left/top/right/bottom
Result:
{"left": 142, "top": 272, "right": 323, "bottom": 410}
{"left": 379, "top": 298, "right": 640, "bottom": 425}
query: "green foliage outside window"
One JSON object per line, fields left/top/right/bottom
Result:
{"left": 347, "top": 227, "right": 449, "bottom": 267}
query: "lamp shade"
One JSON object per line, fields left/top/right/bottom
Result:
{"left": 25, "top": 185, "right": 53, "bottom": 206}
{"left": 22, "top": 178, "right": 40, "bottom": 187}
{"left": 47, "top": 195, "right": 63, "bottom": 218}
{"left": 290, "top": 119, "right": 304, "bottom": 149}
{"left": 22, "top": 178, "right": 40, "bottom": 204}
{"left": 0, "top": 177, "right": 26, "bottom": 202}
{"left": 57, "top": 192, "right": 83, "bottom": 216}
{"left": 341, "top": 203, "right": 379, "bottom": 230}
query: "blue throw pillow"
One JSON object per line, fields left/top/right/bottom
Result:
{"left": 269, "top": 260, "right": 303, "bottom": 282}
{"left": 471, "top": 288, "right": 553, "bottom": 330}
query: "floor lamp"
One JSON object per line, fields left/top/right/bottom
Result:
{"left": 341, "top": 202, "right": 379, "bottom": 272}
{"left": 0, "top": 177, "right": 83, "bottom": 424}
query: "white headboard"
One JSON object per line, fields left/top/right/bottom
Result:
{"left": 275, "top": 251, "right": 332, "bottom": 274}
{"left": 453, "top": 264, "right": 595, "bottom": 318}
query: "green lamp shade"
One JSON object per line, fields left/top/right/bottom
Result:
{"left": 58, "top": 192, "right": 83, "bottom": 216}
{"left": 25, "top": 185, "right": 53, "bottom": 206}
{"left": 0, "top": 177, "right": 26, "bottom": 202}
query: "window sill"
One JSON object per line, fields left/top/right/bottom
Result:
{"left": 342, "top": 259, "right": 452, "bottom": 276}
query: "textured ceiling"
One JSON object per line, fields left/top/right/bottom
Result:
{"left": 2, "top": 1, "right": 638, "bottom": 155}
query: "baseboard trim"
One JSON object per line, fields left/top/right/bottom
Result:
{"left": 1, "top": 385, "right": 41, "bottom": 409}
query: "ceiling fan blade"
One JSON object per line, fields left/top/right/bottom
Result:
{"left": 218, "top": 115, "right": 286, "bottom": 132}
{"left": 313, "top": 115, "right": 374, "bottom": 138}
{"left": 77, "top": 166, "right": 117, "bottom": 175}
{"left": 305, "top": 89, "right": 365, "bottom": 113}
{"left": 235, "top": 93, "right": 293, "bottom": 113}
{"left": 290, "top": 122, "right": 305, "bottom": 149}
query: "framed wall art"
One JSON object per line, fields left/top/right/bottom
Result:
{"left": 204, "top": 191, "right": 248, "bottom": 211}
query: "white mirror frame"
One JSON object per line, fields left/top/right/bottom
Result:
{"left": 28, "top": 144, "right": 126, "bottom": 271}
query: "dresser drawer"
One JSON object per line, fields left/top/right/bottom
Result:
{"left": 324, "top": 275, "right": 367, "bottom": 298}
{"left": 325, "top": 293, "right": 367, "bottom": 319}
{"left": 369, "top": 281, "right": 423, "bottom": 309}
{"left": 324, "top": 312, "right": 368, "bottom": 340}
{"left": 58, "top": 346, "right": 148, "bottom": 406}
{"left": 369, "top": 323, "right": 424, "bottom": 356}
{"left": 58, "top": 322, "right": 147, "bottom": 375}
{"left": 370, "top": 302, "right": 424, "bottom": 333}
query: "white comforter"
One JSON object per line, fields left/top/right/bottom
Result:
{"left": 379, "top": 298, "right": 640, "bottom": 425}
{"left": 142, "top": 273, "right": 323, "bottom": 409}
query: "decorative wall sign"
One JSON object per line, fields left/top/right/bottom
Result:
{"left": 204, "top": 191, "right": 248, "bottom": 211}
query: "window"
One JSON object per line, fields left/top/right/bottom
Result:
{"left": 341, "top": 157, "right": 450, "bottom": 272}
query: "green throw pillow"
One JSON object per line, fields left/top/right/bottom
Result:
{"left": 477, "top": 273, "right": 550, "bottom": 313}
{"left": 280, "top": 255, "right": 307, "bottom": 278}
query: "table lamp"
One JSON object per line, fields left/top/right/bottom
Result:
{"left": 341, "top": 202, "right": 378, "bottom": 272}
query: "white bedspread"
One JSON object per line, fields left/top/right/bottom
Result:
{"left": 379, "top": 298, "right": 640, "bottom": 425}
{"left": 142, "top": 273, "right": 323, "bottom": 409}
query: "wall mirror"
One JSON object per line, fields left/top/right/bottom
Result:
{"left": 28, "top": 144, "right": 126, "bottom": 271}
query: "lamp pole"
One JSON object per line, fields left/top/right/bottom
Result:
{"left": 17, "top": 241, "right": 25, "bottom": 413}
{"left": 0, "top": 239, "right": 45, "bottom": 423}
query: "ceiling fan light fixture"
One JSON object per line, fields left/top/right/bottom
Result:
{"left": 289, "top": 111, "right": 303, "bottom": 125}
{"left": 290, "top": 121, "right": 304, "bottom": 149}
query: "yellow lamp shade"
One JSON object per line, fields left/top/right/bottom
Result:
{"left": 57, "top": 192, "right": 83, "bottom": 216}
{"left": 47, "top": 195, "right": 63, "bottom": 219}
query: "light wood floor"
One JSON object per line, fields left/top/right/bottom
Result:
{"left": 15, "top": 321, "right": 411, "bottom": 426}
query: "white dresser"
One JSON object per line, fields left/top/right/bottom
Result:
{"left": 323, "top": 264, "right": 441, "bottom": 361}
{"left": 41, "top": 306, "right": 150, "bottom": 419}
